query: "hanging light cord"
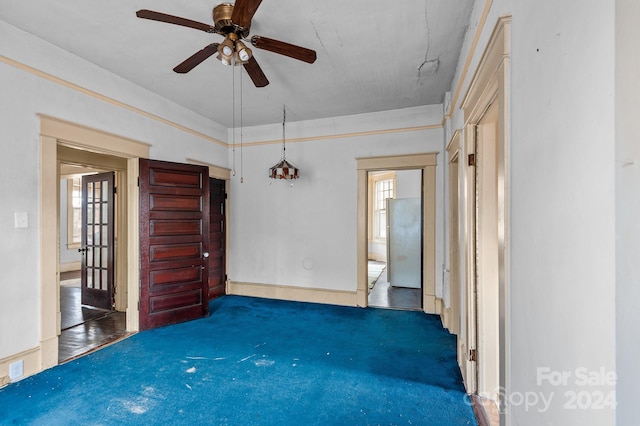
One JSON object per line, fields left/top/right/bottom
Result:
{"left": 240, "top": 63, "right": 244, "bottom": 183}
{"left": 231, "top": 55, "right": 236, "bottom": 176}
{"left": 282, "top": 105, "right": 286, "bottom": 160}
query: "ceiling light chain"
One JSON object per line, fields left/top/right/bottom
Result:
{"left": 239, "top": 61, "right": 244, "bottom": 184}
{"left": 231, "top": 52, "right": 236, "bottom": 177}
{"left": 269, "top": 105, "right": 300, "bottom": 183}
{"left": 282, "top": 105, "right": 286, "bottom": 156}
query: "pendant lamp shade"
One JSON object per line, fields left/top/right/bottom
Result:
{"left": 269, "top": 106, "right": 299, "bottom": 180}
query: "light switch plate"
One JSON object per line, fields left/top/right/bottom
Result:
{"left": 14, "top": 212, "right": 28, "bottom": 229}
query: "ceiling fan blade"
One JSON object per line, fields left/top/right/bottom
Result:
{"left": 173, "top": 44, "right": 219, "bottom": 73}
{"left": 230, "top": 0, "right": 263, "bottom": 29}
{"left": 136, "top": 9, "right": 215, "bottom": 33}
{"left": 243, "top": 56, "right": 269, "bottom": 87}
{"left": 250, "top": 36, "right": 317, "bottom": 64}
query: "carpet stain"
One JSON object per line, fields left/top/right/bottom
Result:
{"left": 254, "top": 359, "right": 275, "bottom": 367}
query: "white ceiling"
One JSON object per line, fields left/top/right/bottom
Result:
{"left": 0, "top": 0, "right": 474, "bottom": 127}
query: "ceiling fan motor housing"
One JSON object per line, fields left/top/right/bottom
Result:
{"left": 213, "top": 3, "right": 249, "bottom": 38}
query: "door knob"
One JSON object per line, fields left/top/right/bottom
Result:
{"left": 203, "top": 252, "right": 210, "bottom": 258}
{"left": 78, "top": 247, "right": 90, "bottom": 254}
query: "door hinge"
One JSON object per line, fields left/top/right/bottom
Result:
{"left": 224, "top": 274, "right": 228, "bottom": 283}
{"left": 468, "top": 153, "right": 476, "bottom": 167}
{"left": 224, "top": 192, "right": 228, "bottom": 199}
{"left": 113, "top": 186, "right": 117, "bottom": 194}
{"left": 469, "top": 349, "right": 477, "bottom": 362}
{"left": 137, "top": 177, "right": 140, "bottom": 187}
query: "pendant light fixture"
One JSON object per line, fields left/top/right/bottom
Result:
{"left": 269, "top": 106, "right": 300, "bottom": 181}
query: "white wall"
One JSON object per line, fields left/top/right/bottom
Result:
{"left": 509, "top": 2, "right": 616, "bottom": 424}
{"left": 227, "top": 106, "right": 445, "bottom": 294}
{"left": 0, "top": 20, "right": 228, "bottom": 360}
{"left": 395, "top": 169, "right": 422, "bottom": 198}
{"left": 615, "top": 0, "right": 640, "bottom": 424}
{"left": 446, "top": 0, "right": 617, "bottom": 424}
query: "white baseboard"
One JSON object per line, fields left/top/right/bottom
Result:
{"left": 59, "top": 261, "right": 80, "bottom": 273}
{"left": 367, "top": 253, "right": 387, "bottom": 262}
{"left": 0, "top": 345, "right": 44, "bottom": 386}
{"left": 227, "top": 281, "right": 358, "bottom": 307}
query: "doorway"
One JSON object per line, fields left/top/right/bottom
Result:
{"left": 367, "top": 169, "right": 423, "bottom": 310}
{"left": 39, "top": 115, "right": 148, "bottom": 370}
{"left": 57, "top": 149, "right": 129, "bottom": 363}
{"left": 356, "top": 153, "right": 438, "bottom": 313}
{"left": 208, "top": 177, "right": 227, "bottom": 300}
{"left": 456, "top": 16, "right": 511, "bottom": 421}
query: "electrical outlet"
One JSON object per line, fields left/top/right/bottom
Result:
{"left": 9, "top": 360, "right": 23, "bottom": 380}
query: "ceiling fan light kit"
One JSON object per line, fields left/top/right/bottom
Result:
{"left": 136, "top": 0, "right": 317, "bottom": 87}
{"left": 236, "top": 41, "right": 252, "bottom": 62}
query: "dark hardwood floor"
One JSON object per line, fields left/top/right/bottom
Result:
{"left": 368, "top": 266, "right": 422, "bottom": 310}
{"left": 59, "top": 271, "right": 129, "bottom": 363}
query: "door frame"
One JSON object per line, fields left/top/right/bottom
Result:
{"left": 459, "top": 15, "right": 511, "bottom": 416}
{"left": 186, "top": 159, "right": 231, "bottom": 295}
{"left": 446, "top": 129, "right": 462, "bottom": 336}
{"left": 356, "top": 153, "right": 437, "bottom": 312}
{"left": 39, "top": 115, "right": 149, "bottom": 369}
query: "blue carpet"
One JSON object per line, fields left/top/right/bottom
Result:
{"left": 0, "top": 296, "right": 477, "bottom": 425}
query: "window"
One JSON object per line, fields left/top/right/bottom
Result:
{"left": 67, "top": 177, "right": 82, "bottom": 249}
{"left": 372, "top": 174, "right": 395, "bottom": 240}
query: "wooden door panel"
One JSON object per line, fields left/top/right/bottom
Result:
{"left": 150, "top": 194, "right": 202, "bottom": 211}
{"left": 150, "top": 169, "right": 203, "bottom": 187}
{"left": 150, "top": 290, "right": 203, "bottom": 311}
{"left": 150, "top": 243, "right": 202, "bottom": 262}
{"left": 139, "top": 159, "right": 209, "bottom": 330}
{"left": 150, "top": 220, "right": 202, "bottom": 236}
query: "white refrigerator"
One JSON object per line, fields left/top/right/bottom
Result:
{"left": 386, "top": 198, "right": 421, "bottom": 288}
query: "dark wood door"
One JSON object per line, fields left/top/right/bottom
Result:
{"left": 208, "top": 178, "right": 226, "bottom": 299}
{"left": 139, "top": 159, "right": 210, "bottom": 330}
{"left": 80, "top": 172, "right": 115, "bottom": 310}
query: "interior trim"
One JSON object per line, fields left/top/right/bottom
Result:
{"left": 0, "top": 346, "right": 40, "bottom": 387}
{"left": 444, "top": 0, "right": 495, "bottom": 119}
{"left": 186, "top": 158, "right": 231, "bottom": 180}
{"left": 59, "top": 261, "right": 81, "bottom": 273}
{"left": 239, "top": 123, "right": 443, "bottom": 147}
{"left": 446, "top": 129, "right": 462, "bottom": 338}
{"left": 1, "top": 55, "right": 225, "bottom": 146}
{"left": 39, "top": 115, "right": 148, "bottom": 374}
{"left": 227, "top": 281, "right": 358, "bottom": 307}
{"left": 2, "top": 54, "right": 443, "bottom": 149}
{"left": 458, "top": 15, "right": 511, "bottom": 423}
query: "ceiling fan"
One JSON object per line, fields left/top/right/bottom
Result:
{"left": 136, "top": 0, "right": 317, "bottom": 87}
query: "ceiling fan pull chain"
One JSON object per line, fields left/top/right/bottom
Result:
{"left": 231, "top": 54, "right": 236, "bottom": 177}
{"left": 240, "top": 63, "right": 244, "bottom": 184}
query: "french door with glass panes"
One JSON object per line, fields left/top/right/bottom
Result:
{"left": 79, "top": 172, "right": 115, "bottom": 310}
